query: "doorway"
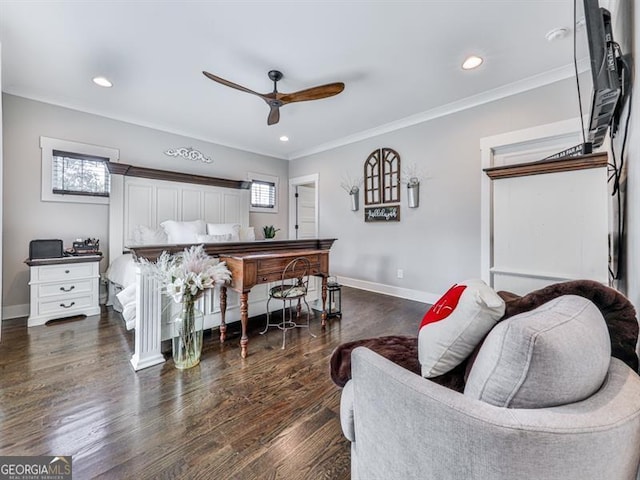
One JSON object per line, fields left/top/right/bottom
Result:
{"left": 289, "top": 174, "right": 319, "bottom": 240}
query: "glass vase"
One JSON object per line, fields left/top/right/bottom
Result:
{"left": 172, "top": 300, "right": 204, "bottom": 369}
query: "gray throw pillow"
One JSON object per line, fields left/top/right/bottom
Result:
{"left": 464, "top": 295, "right": 611, "bottom": 408}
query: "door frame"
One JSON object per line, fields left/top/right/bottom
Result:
{"left": 480, "top": 117, "right": 587, "bottom": 286}
{"left": 288, "top": 173, "right": 319, "bottom": 240}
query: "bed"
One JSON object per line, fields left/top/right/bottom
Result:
{"left": 106, "top": 163, "right": 323, "bottom": 370}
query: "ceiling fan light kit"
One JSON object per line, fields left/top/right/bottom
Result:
{"left": 203, "top": 70, "right": 345, "bottom": 125}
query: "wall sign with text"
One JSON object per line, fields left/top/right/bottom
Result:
{"left": 364, "top": 205, "right": 400, "bottom": 222}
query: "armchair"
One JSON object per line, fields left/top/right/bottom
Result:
{"left": 342, "top": 347, "right": 640, "bottom": 480}
{"left": 338, "top": 282, "right": 640, "bottom": 480}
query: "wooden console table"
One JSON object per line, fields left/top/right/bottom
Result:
{"left": 219, "top": 249, "right": 330, "bottom": 358}
{"left": 128, "top": 238, "right": 336, "bottom": 368}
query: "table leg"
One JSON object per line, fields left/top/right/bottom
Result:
{"left": 219, "top": 285, "right": 227, "bottom": 343}
{"left": 240, "top": 291, "right": 249, "bottom": 358}
{"left": 321, "top": 276, "right": 328, "bottom": 327}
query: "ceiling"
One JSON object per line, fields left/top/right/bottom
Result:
{"left": 0, "top": 1, "right": 599, "bottom": 160}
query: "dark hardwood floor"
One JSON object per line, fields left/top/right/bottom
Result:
{"left": 0, "top": 287, "right": 427, "bottom": 479}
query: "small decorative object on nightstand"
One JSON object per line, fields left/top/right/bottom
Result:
{"left": 25, "top": 254, "right": 102, "bottom": 326}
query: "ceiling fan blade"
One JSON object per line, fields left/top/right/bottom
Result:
{"left": 202, "top": 71, "right": 266, "bottom": 98}
{"left": 279, "top": 82, "right": 345, "bottom": 104}
{"left": 267, "top": 104, "right": 280, "bottom": 125}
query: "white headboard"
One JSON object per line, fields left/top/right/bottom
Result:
{"left": 108, "top": 163, "right": 250, "bottom": 262}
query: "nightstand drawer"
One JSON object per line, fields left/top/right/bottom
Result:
{"left": 36, "top": 294, "right": 94, "bottom": 317}
{"left": 35, "top": 263, "right": 97, "bottom": 282}
{"left": 38, "top": 279, "right": 94, "bottom": 298}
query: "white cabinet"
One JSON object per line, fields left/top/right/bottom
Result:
{"left": 483, "top": 153, "right": 609, "bottom": 295}
{"left": 27, "top": 256, "right": 101, "bottom": 326}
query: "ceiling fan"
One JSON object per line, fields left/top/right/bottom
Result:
{"left": 202, "top": 70, "right": 345, "bottom": 126}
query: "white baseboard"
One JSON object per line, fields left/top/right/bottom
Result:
{"left": 2, "top": 280, "right": 438, "bottom": 322}
{"left": 2, "top": 303, "right": 29, "bottom": 320}
{"left": 337, "top": 277, "right": 439, "bottom": 305}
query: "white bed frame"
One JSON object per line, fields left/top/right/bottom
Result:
{"left": 107, "top": 163, "right": 319, "bottom": 370}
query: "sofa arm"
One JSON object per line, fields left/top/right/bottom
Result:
{"left": 349, "top": 347, "right": 640, "bottom": 480}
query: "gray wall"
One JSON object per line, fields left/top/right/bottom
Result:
{"left": 2, "top": 94, "right": 288, "bottom": 312}
{"left": 289, "top": 77, "right": 583, "bottom": 299}
{"left": 615, "top": 1, "right": 639, "bottom": 330}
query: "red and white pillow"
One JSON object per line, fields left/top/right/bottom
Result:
{"left": 418, "top": 279, "right": 505, "bottom": 378}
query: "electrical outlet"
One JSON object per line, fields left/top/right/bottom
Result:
{"left": 397, "top": 269, "right": 404, "bottom": 279}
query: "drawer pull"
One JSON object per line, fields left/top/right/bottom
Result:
{"left": 65, "top": 270, "right": 70, "bottom": 274}
{"left": 60, "top": 285, "right": 75, "bottom": 292}
{"left": 60, "top": 302, "right": 75, "bottom": 309}
{"left": 262, "top": 276, "right": 268, "bottom": 281}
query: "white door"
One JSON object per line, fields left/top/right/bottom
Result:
{"left": 289, "top": 174, "right": 319, "bottom": 240}
{"left": 296, "top": 185, "right": 316, "bottom": 239}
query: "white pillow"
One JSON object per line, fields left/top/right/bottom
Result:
{"left": 239, "top": 226, "right": 256, "bottom": 242}
{"left": 207, "top": 223, "right": 241, "bottom": 242}
{"left": 160, "top": 219, "right": 206, "bottom": 244}
{"left": 131, "top": 225, "right": 168, "bottom": 245}
{"left": 195, "top": 233, "right": 233, "bottom": 243}
{"left": 418, "top": 279, "right": 505, "bottom": 378}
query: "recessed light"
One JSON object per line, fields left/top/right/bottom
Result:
{"left": 279, "top": 135, "right": 289, "bottom": 142}
{"left": 545, "top": 27, "right": 569, "bottom": 42}
{"left": 461, "top": 55, "right": 483, "bottom": 70}
{"left": 92, "top": 76, "right": 113, "bottom": 88}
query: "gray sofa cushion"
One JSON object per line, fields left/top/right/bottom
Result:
{"left": 464, "top": 295, "right": 611, "bottom": 408}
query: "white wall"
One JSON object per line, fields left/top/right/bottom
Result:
{"left": 2, "top": 94, "right": 289, "bottom": 316}
{"left": 289, "top": 77, "right": 584, "bottom": 301}
{"left": 616, "top": 0, "right": 639, "bottom": 330}
{"left": 0, "top": 44, "right": 3, "bottom": 335}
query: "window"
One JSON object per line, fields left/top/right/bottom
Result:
{"left": 40, "top": 137, "right": 119, "bottom": 205}
{"left": 52, "top": 150, "right": 110, "bottom": 197}
{"left": 251, "top": 179, "right": 276, "bottom": 209}
{"left": 248, "top": 172, "right": 279, "bottom": 213}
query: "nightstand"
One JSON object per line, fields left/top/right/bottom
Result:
{"left": 25, "top": 255, "right": 102, "bottom": 326}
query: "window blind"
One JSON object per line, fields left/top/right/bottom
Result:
{"left": 52, "top": 150, "right": 110, "bottom": 197}
{"left": 251, "top": 180, "right": 276, "bottom": 208}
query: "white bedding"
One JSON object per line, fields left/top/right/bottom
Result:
{"left": 106, "top": 253, "right": 138, "bottom": 330}
{"left": 106, "top": 224, "right": 257, "bottom": 331}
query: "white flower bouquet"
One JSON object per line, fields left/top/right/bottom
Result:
{"left": 145, "top": 244, "right": 231, "bottom": 304}
{"left": 140, "top": 244, "right": 231, "bottom": 368}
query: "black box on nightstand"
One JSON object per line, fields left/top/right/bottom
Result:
{"left": 29, "top": 239, "right": 63, "bottom": 260}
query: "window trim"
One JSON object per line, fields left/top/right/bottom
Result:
{"left": 248, "top": 171, "right": 279, "bottom": 213}
{"left": 40, "top": 137, "right": 119, "bottom": 205}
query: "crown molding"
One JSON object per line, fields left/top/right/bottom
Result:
{"left": 287, "top": 63, "right": 580, "bottom": 160}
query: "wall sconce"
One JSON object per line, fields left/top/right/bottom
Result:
{"left": 407, "top": 180, "right": 420, "bottom": 208}
{"left": 341, "top": 173, "right": 363, "bottom": 212}
{"left": 350, "top": 187, "right": 360, "bottom": 211}
{"left": 402, "top": 163, "right": 426, "bottom": 209}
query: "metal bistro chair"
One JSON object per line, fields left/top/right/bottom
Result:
{"left": 261, "top": 256, "right": 316, "bottom": 349}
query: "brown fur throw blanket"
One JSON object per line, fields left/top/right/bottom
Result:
{"left": 329, "top": 280, "right": 639, "bottom": 390}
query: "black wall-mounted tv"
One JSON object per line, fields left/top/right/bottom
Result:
{"left": 583, "top": 0, "right": 621, "bottom": 150}
{"left": 545, "top": 0, "right": 622, "bottom": 160}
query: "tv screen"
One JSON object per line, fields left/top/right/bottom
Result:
{"left": 582, "top": 0, "right": 621, "bottom": 149}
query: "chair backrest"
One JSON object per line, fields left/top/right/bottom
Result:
{"left": 280, "top": 257, "right": 311, "bottom": 296}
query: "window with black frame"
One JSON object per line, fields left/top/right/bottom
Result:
{"left": 250, "top": 179, "right": 276, "bottom": 209}
{"left": 52, "top": 150, "right": 110, "bottom": 198}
